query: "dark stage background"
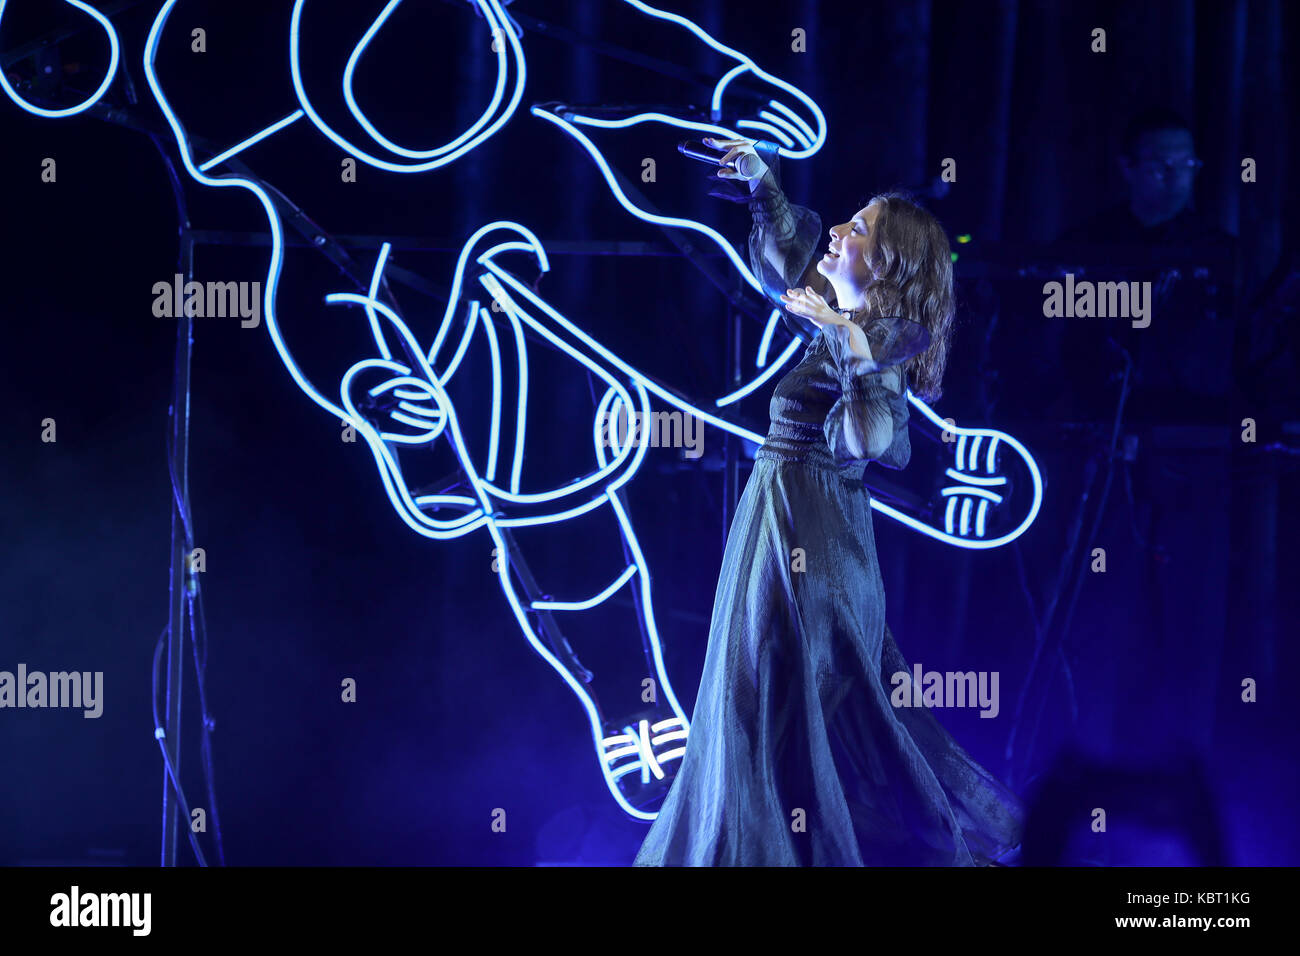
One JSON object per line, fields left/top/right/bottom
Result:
{"left": 1, "top": 0, "right": 1296, "bottom": 866}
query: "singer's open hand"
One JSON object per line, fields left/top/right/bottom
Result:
{"left": 783, "top": 288, "right": 876, "bottom": 362}
{"left": 704, "top": 135, "right": 767, "bottom": 182}
{"left": 780, "top": 286, "right": 844, "bottom": 329}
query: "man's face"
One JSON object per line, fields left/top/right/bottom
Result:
{"left": 1121, "top": 128, "right": 1198, "bottom": 223}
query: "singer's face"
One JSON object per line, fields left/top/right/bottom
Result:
{"left": 817, "top": 203, "right": 879, "bottom": 288}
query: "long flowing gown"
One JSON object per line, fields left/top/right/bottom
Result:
{"left": 633, "top": 161, "right": 1025, "bottom": 866}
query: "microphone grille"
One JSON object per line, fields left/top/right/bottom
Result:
{"left": 735, "top": 152, "right": 764, "bottom": 180}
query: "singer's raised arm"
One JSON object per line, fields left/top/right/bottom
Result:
{"left": 746, "top": 159, "right": 835, "bottom": 311}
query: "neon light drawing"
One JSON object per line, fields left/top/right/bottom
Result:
{"left": 0, "top": 0, "right": 1047, "bottom": 822}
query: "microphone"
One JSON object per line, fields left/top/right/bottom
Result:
{"left": 678, "top": 140, "right": 766, "bottom": 179}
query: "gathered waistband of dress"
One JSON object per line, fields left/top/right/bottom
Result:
{"left": 755, "top": 439, "right": 867, "bottom": 482}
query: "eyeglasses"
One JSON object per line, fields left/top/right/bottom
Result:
{"left": 1133, "top": 157, "right": 1204, "bottom": 181}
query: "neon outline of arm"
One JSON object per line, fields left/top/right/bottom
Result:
{"left": 529, "top": 107, "right": 819, "bottom": 386}
{"left": 0, "top": 0, "right": 119, "bottom": 117}
{"left": 617, "top": 0, "right": 826, "bottom": 159}
{"left": 567, "top": 108, "right": 805, "bottom": 152}
{"left": 525, "top": 3, "right": 828, "bottom": 392}
{"left": 531, "top": 106, "right": 768, "bottom": 296}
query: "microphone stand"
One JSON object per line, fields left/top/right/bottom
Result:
{"left": 1006, "top": 339, "right": 1134, "bottom": 788}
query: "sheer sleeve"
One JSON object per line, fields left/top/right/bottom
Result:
{"left": 745, "top": 156, "right": 831, "bottom": 337}
{"left": 741, "top": 148, "right": 914, "bottom": 469}
{"left": 820, "top": 323, "right": 912, "bottom": 470}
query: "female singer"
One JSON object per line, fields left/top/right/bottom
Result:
{"left": 634, "top": 136, "right": 1025, "bottom": 865}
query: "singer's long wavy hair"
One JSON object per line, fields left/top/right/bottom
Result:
{"left": 848, "top": 192, "right": 955, "bottom": 403}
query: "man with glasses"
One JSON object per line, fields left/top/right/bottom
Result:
{"left": 1051, "top": 106, "right": 1238, "bottom": 421}
{"left": 1043, "top": 107, "right": 1239, "bottom": 774}
{"left": 1064, "top": 107, "right": 1229, "bottom": 245}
